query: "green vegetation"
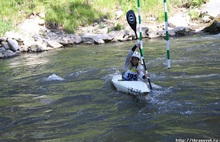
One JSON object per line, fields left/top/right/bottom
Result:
{"left": 187, "top": 0, "right": 208, "bottom": 7}
{"left": 0, "top": 0, "right": 208, "bottom": 36}
{"left": 0, "top": 0, "right": 44, "bottom": 36}
{"left": 189, "top": 8, "right": 201, "bottom": 20}
{"left": 0, "top": 18, "right": 13, "bottom": 36}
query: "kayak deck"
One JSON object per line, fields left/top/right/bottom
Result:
{"left": 111, "top": 75, "right": 150, "bottom": 96}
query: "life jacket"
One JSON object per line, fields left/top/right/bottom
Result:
{"left": 122, "top": 63, "right": 139, "bottom": 81}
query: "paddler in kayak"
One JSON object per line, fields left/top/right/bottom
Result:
{"left": 122, "top": 41, "right": 148, "bottom": 81}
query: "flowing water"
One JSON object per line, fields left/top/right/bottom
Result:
{"left": 0, "top": 34, "right": 220, "bottom": 142}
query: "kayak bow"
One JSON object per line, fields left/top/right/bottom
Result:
{"left": 112, "top": 75, "right": 150, "bottom": 95}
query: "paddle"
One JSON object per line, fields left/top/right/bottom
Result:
{"left": 126, "top": 10, "right": 153, "bottom": 90}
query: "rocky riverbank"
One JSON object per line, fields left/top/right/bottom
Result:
{"left": 1, "top": 0, "right": 220, "bottom": 59}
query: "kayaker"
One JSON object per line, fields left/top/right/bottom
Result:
{"left": 122, "top": 41, "right": 148, "bottom": 81}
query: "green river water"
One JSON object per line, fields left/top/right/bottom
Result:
{"left": 0, "top": 34, "right": 220, "bottom": 142}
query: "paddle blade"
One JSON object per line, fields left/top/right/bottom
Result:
{"left": 126, "top": 10, "right": 137, "bottom": 38}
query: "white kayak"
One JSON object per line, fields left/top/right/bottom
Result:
{"left": 111, "top": 75, "right": 150, "bottom": 96}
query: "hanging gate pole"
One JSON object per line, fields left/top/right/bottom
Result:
{"left": 163, "top": 0, "right": 171, "bottom": 69}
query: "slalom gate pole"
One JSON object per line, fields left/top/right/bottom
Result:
{"left": 163, "top": 0, "right": 171, "bottom": 69}
{"left": 137, "top": 0, "right": 152, "bottom": 89}
{"left": 137, "top": 0, "right": 144, "bottom": 65}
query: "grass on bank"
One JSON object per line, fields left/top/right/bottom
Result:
{"left": 0, "top": 0, "right": 208, "bottom": 36}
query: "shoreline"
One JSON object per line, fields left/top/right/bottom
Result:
{"left": 1, "top": 2, "right": 220, "bottom": 59}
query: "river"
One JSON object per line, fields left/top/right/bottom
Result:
{"left": 0, "top": 34, "right": 219, "bottom": 142}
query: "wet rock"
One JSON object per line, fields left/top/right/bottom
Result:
{"left": 173, "top": 27, "right": 193, "bottom": 36}
{"left": 1, "top": 50, "right": 19, "bottom": 58}
{"left": 0, "top": 52, "right": 3, "bottom": 58}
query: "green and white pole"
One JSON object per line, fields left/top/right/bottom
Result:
{"left": 163, "top": 0, "right": 171, "bottom": 69}
{"left": 137, "top": 0, "right": 152, "bottom": 89}
{"left": 137, "top": 0, "right": 145, "bottom": 68}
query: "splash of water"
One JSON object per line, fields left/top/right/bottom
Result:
{"left": 45, "top": 74, "right": 64, "bottom": 81}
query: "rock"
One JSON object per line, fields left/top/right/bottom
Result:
{"left": 5, "top": 32, "right": 23, "bottom": 41}
{"left": 82, "top": 33, "right": 96, "bottom": 44}
{"left": 7, "top": 38, "right": 20, "bottom": 52}
{"left": 39, "top": 12, "right": 45, "bottom": 19}
{"left": 115, "top": 10, "right": 124, "bottom": 19}
{"left": 96, "top": 34, "right": 113, "bottom": 42}
{"left": 38, "top": 19, "right": 45, "bottom": 26}
{"left": 2, "top": 50, "right": 19, "bottom": 58}
{"left": 169, "top": 13, "right": 190, "bottom": 27}
{"left": 1, "top": 41, "right": 10, "bottom": 50}
{"left": 203, "top": 20, "right": 220, "bottom": 34}
{"left": 81, "top": 33, "right": 111, "bottom": 44}
{"left": 47, "top": 40, "right": 63, "bottom": 48}
{"left": 29, "top": 44, "right": 42, "bottom": 52}
{"left": 74, "top": 35, "right": 83, "bottom": 44}
{"left": 95, "top": 27, "right": 108, "bottom": 34}
{"left": 173, "top": 27, "right": 193, "bottom": 36}
{"left": 21, "top": 39, "right": 35, "bottom": 52}
{"left": 124, "top": 29, "right": 136, "bottom": 40}
{"left": 0, "top": 38, "right": 5, "bottom": 42}
{"left": 147, "top": 31, "right": 161, "bottom": 39}
{"left": 57, "top": 37, "right": 70, "bottom": 46}
{"left": 141, "top": 26, "right": 149, "bottom": 38}
{"left": 202, "top": 16, "right": 212, "bottom": 23}
{"left": 0, "top": 52, "right": 4, "bottom": 58}
{"left": 108, "top": 30, "right": 127, "bottom": 41}
{"left": 0, "top": 47, "right": 6, "bottom": 52}
{"left": 17, "top": 15, "right": 43, "bottom": 36}
{"left": 56, "top": 34, "right": 75, "bottom": 46}
{"left": 202, "top": 0, "right": 220, "bottom": 17}
{"left": 94, "top": 38, "right": 105, "bottom": 44}
{"left": 20, "top": 44, "right": 30, "bottom": 52}
{"left": 29, "top": 41, "right": 49, "bottom": 52}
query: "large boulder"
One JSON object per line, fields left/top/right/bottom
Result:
{"left": 169, "top": 13, "right": 190, "bottom": 27}
{"left": 7, "top": 38, "right": 21, "bottom": 52}
{"left": 203, "top": 14, "right": 220, "bottom": 34}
